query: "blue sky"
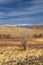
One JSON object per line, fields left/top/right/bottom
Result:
{"left": 0, "top": 0, "right": 43, "bottom": 25}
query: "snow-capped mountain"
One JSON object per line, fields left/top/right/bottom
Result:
{"left": 15, "top": 24, "right": 34, "bottom": 28}
{"left": 1, "top": 24, "right": 43, "bottom": 28}
{"left": 1, "top": 24, "right": 34, "bottom": 28}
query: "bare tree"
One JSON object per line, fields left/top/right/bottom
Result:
{"left": 21, "top": 34, "right": 28, "bottom": 50}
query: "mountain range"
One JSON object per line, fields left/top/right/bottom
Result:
{"left": 1, "top": 24, "right": 43, "bottom": 28}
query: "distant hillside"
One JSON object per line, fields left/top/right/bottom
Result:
{"left": 0, "top": 26, "right": 43, "bottom": 37}
{"left": 0, "top": 26, "right": 34, "bottom": 37}
{"left": 32, "top": 25, "right": 43, "bottom": 29}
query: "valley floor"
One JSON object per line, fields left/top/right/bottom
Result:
{"left": 0, "top": 38, "right": 43, "bottom": 48}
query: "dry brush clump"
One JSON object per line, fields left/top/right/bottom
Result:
{"left": 0, "top": 34, "right": 11, "bottom": 39}
{"left": 5, "top": 34, "right": 11, "bottom": 39}
{"left": 0, "top": 34, "right": 2, "bottom": 39}
{"left": 33, "top": 34, "right": 43, "bottom": 38}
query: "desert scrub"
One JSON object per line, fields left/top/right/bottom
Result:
{"left": 17, "top": 56, "right": 36, "bottom": 65}
{"left": 1, "top": 58, "right": 17, "bottom": 65}
{"left": 1, "top": 59, "right": 5, "bottom": 65}
{"left": 38, "top": 55, "right": 43, "bottom": 63}
{"left": 1, "top": 55, "right": 43, "bottom": 65}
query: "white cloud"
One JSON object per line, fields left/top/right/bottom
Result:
{"left": 0, "top": 0, "right": 43, "bottom": 24}
{"left": 0, "top": 0, "right": 43, "bottom": 18}
{"left": 0, "top": 0, "right": 21, "bottom": 4}
{"left": 24, "top": 0, "right": 43, "bottom": 15}
{"left": 0, "top": 16, "right": 43, "bottom": 23}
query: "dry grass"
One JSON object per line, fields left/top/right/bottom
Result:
{"left": 0, "top": 46, "right": 43, "bottom": 65}
{"left": 0, "top": 26, "right": 43, "bottom": 45}
{"left": 0, "top": 26, "right": 43, "bottom": 37}
{"left": 0, "top": 26, "right": 43, "bottom": 65}
{"left": 0, "top": 38, "right": 43, "bottom": 46}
